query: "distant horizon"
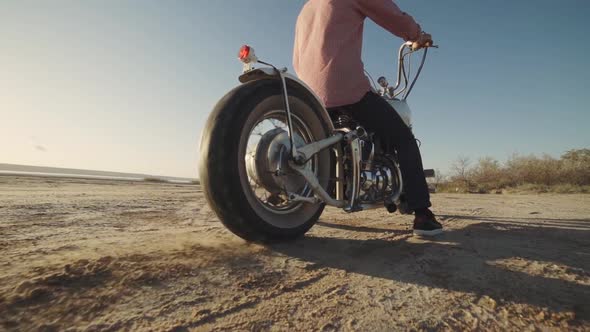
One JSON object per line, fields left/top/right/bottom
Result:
{"left": 0, "top": 163, "right": 197, "bottom": 182}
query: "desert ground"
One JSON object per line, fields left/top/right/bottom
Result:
{"left": 0, "top": 175, "right": 589, "bottom": 331}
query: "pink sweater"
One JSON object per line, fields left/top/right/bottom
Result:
{"left": 293, "top": 0, "right": 421, "bottom": 108}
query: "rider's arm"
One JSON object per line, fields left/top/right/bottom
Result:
{"left": 356, "top": 0, "right": 421, "bottom": 41}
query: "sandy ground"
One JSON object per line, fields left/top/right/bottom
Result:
{"left": 0, "top": 175, "right": 589, "bottom": 331}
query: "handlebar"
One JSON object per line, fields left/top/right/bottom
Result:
{"left": 386, "top": 41, "right": 437, "bottom": 100}
{"left": 406, "top": 40, "right": 439, "bottom": 51}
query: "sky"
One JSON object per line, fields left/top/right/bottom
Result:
{"left": 1, "top": 0, "right": 589, "bottom": 178}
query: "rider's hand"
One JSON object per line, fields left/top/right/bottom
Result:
{"left": 411, "top": 32, "right": 433, "bottom": 51}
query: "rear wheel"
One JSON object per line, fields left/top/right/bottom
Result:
{"left": 199, "top": 79, "right": 332, "bottom": 242}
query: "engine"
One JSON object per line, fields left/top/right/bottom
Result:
{"left": 332, "top": 109, "right": 403, "bottom": 208}
{"left": 359, "top": 164, "right": 395, "bottom": 203}
{"left": 342, "top": 134, "right": 402, "bottom": 206}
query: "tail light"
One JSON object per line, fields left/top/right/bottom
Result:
{"left": 238, "top": 45, "right": 257, "bottom": 64}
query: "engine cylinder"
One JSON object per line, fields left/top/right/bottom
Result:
{"left": 333, "top": 113, "right": 357, "bottom": 129}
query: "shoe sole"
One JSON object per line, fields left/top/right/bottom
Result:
{"left": 413, "top": 228, "right": 443, "bottom": 236}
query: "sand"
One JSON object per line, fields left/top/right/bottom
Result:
{"left": 0, "top": 175, "right": 589, "bottom": 331}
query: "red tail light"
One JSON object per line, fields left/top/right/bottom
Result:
{"left": 238, "top": 45, "right": 251, "bottom": 62}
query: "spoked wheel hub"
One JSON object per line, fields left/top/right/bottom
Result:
{"left": 246, "top": 128, "right": 309, "bottom": 199}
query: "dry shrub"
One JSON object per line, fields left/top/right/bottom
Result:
{"left": 438, "top": 148, "right": 590, "bottom": 193}
{"left": 142, "top": 177, "right": 168, "bottom": 183}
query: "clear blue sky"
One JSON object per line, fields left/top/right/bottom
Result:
{"left": 1, "top": 0, "right": 589, "bottom": 178}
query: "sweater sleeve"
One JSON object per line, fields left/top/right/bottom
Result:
{"left": 356, "top": 0, "right": 421, "bottom": 41}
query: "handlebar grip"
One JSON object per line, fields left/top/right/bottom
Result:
{"left": 411, "top": 41, "right": 424, "bottom": 51}
{"left": 411, "top": 41, "right": 438, "bottom": 51}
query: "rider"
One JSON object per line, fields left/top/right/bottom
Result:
{"left": 293, "top": 0, "right": 442, "bottom": 236}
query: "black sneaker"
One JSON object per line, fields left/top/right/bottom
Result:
{"left": 424, "top": 209, "right": 443, "bottom": 228}
{"left": 413, "top": 214, "right": 443, "bottom": 236}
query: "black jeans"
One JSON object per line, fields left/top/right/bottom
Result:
{"left": 329, "top": 91, "right": 431, "bottom": 210}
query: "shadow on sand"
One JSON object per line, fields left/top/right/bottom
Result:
{"left": 272, "top": 216, "right": 590, "bottom": 321}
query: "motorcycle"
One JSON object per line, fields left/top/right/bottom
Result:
{"left": 199, "top": 41, "right": 437, "bottom": 242}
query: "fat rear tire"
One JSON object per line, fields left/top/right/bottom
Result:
{"left": 199, "top": 78, "right": 332, "bottom": 242}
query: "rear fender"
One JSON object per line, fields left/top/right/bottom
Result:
{"left": 239, "top": 68, "right": 335, "bottom": 132}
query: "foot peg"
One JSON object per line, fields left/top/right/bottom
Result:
{"left": 386, "top": 203, "right": 397, "bottom": 213}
